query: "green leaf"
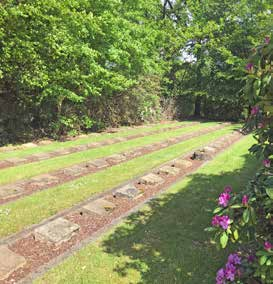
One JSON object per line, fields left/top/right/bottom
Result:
{"left": 260, "top": 255, "right": 268, "bottom": 266}
{"left": 233, "top": 229, "right": 239, "bottom": 240}
{"left": 243, "top": 208, "right": 250, "bottom": 223}
{"left": 266, "top": 188, "right": 273, "bottom": 199}
{"left": 220, "top": 232, "right": 228, "bottom": 248}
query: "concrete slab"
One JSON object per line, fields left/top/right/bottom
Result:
{"left": 34, "top": 218, "right": 80, "bottom": 245}
{"left": 30, "top": 153, "right": 52, "bottom": 160}
{"left": 88, "top": 159, "right": 109, "bottom": 168}
{"left": 106, "top": 154, "right": 126, "bottom": 163}
{"left": 0, "top": 184, "right": 25, "bottom": 199}
{"left": 62, "top": 166, "right": 86, "bottom": 177}
{"left": 113, "top": 184, "right": 141, "bottom": 199}
{"left": 0, "top": 246, "right": 26, "bottom": 281}
{"left": 172, "top": 159, "right": 193, "bottom": 169}
{"left": 83, "top": 198, "right": 116, "bottom": 215}
{"left": 139, "top": 173, "right": 165, "bottom": 185}
{"left": 4, "top": 157, "right": 27, "bottom": 164}
{"left": 158, "top": 165, "right": 180, "bottom": 175}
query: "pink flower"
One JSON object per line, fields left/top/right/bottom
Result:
{"left": 228, "top": 253, "right": 241, "bottom": 265}
{"left": 242, "top": 195, "right": 249, "bottom": 206}
{"left": 246, "top": 63, "right": 254, "bottom": 72}
{"left": 265, "top": 36, "right": 270, "bottom": 44}
{"left": 225, "top": 262, "right": 236, "bottom": 281}
{"left": 218, "top": 192, "right": 231, "bottom": 207}
{"left": 263, "top": 159, "right": 271, "bottom": 168}
{"left": 212, "top": 215, "right": 221, "bottom": 226}
{"left": 264, "top": 241, "right": 273, "bottom": 251}
{"left": 212, "top": 215, "right": 230, "bottom": 230}
{"left": 224, "top": 186, "right": 232, "bottom": 194}
{"left": 251, "top": 106, "right": 259, "bottom": 115}
{"left": 216, "top": 268, "right": 225, "bottom": 284}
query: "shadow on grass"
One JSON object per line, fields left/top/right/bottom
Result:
{"left": 101, "top": 152, "right": 259, "bottom": 284}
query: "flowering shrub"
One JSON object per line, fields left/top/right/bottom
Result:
{"left": 207, "top": 36, "right": 273, "bottom": 283}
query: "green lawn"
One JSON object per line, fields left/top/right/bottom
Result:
{"left": 0, "top": 121, "right": 187, "bottom": 160}
{"left": 0, "top": 125, "right": 236, "bottom": 238}
{"left": 0, "top": 122, "right": 217, "bottom": 186}
{"left": 35, "top": 135, "right": 260, "bottom": 284}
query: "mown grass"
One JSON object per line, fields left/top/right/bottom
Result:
{"left": 0, "top": 122, "right": 218, "bottom": 186}
{"left": 34, "top": 135, "right": 260, "bottom": 284}
{"left": 0, "top": 121, "right": 187, "bottom": 160}
{"left": 0, "top": 125, "right": 236, "bottom": 238}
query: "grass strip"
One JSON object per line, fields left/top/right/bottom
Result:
{"left": 0, "top": 122, "right": 218, "bottom": 186}
{"left": 35, "top": 135, "right": 260, "bottom": 284}
{"left": 0, "top": 125, "right": 237, "bottom": 238}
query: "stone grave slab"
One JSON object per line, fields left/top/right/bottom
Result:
{"left": 139, "top": 173, "right": 164, "bottom": 185}
{"left": 172, "top": 159, "right": 192, "bottom": 169}
{"left": 34, "top": 218, "right": 80, "bottom": 245}
{"left": 203, "top": 146, "right": 217, "bottom": 154}
{"left": 88, "top": 158, "right": 109, "bottom": 168}
{"left": 29, "top": 174, "right": 59, "bottom": 187}
{"left": 4, "top": 157, "right": 27, "bottom": 164}
{"left": 23, "top": 142, "right": 37, "bottom": 148}
{"left": 0, "top": 160, "right": 12, "bottom": 168}
{"left": 52, "top": 148, "right": 73, "bottom": 155}
{"left": 106, "top": 154, "right": 126, "bottom": 163}
{"left": 86, "top": 142, "right": 101, "bottom": 148}
{"left": 158, "top": 165, "right": 180, "bottom": 176}
{"left": 167, "top": 138, "right": 178, "bottom": 143}
{"left": 83, "top": 198, "right": 116, "bottom": 215}
{"left": 30, "top": 152, "right": 52, "bottom": 160}
{"left": 113, "top": 137, "right": 127, "bottom": 142}
{"left": 62, "top": 166, "right": 86, "bottom": 177}
{"left": 0, "top": 184, "right": 25, "bottom": 199}
{"left": 0, "top": 246, "right": 26, "bottom": 281}
{"left": 113, "top": 184, "right": 141, "bottom": 199}
{"left": 70, "top": 145, "right": 89, "bottom": 152}
{"left": 38, "top": 140, "right": 52, "bottom": 145}
{"left": 191, "top": 150, "right": 212, "bottom": 161}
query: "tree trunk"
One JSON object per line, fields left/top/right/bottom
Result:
{"left": 194, "top": 96, "right": 202, "bottom": 117}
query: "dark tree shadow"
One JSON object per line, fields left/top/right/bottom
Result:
{"left": 101, "top": 152, "right": 259, "bottom": 284}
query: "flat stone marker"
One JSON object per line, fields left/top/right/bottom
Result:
{"left": 158, "top": 165, "right": 180, "bottom": 176}
{"left": 0, "top": 160, "right": 12, "bottom": 167}
{"left": 70, "top": 145, "right": 89, "bottom": 152}
{"left": 88, "top": 158, "right": 109, "bottom": 168}
{"left": 4, "top": 157, "right": 27, "bottom": 164}
{"left": 23, "top": 142, "right": 37, "bottom": 148}
{"left": 113, "top": 184, "right": 141, "bottom": 199}
{"left": 113, "top": 137, "right": 127, "bottom": 142}
{"left": 86, "top": 142, "right": 101, "bottom": 148}
{"left": 30, "top": 152, "right": 52, "bottom": 160}
{"left": 29, "top": 174, "right": 59, "bottom": 187}
{"left": 203, "top": 146, "right": 217, "bottom": 153}
{"left": 52, "top": 148, "right": 72, "bottom": 155}
{"left": 139, "top": 173, "right": 164, "bottom": 185}
{"left": 0, "top": 184, "right": 25, "bottom": 199}
{"left": 62, "top": 166, "right": 86, "bottom": 177}
{"left": 83, "top": 198, "right": 116, "bottom": 215}
{"left": 38, "top": 140, "right": 52, "bottom": 145}
{"left": 191, "top": 150, "right": 212, "bottom": 161}
{"left": 167, "top": 138, "right": 178, "bottom": 143}
{"left": 0, "top": 246, "right": 26, "bottom": 281}
{"left": 107, "top": 154, "right": 126, "bottom": 163}
{"left": 34, "top": 218, "right": 80, "bottom": 245}
{"left": 172, "top": 159, "right": 193, "bottom": 168}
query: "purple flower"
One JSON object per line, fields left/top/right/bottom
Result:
{"left": 246, "top": 63, "right": 254, "bottom": 72}
{"left": 218, "top": 192, "right": 231, "bottom": 207}
{"left": 224, "top": 186, "right": 232, "bottom": 194}
{"left": 225, "top": 262, "right": 236, "bottom": 281}
{"left": 263, "top": 159, "right": 271, "bottom": 168}
{"left": 264, "top": 241, "right": 273, "bottom": 251}
{"left": 251, "top": 106, "right": 259, "bottom": 115}
{"left": 228, "top": 253, "right": 241, "bottom": 265}
{"left": 265, "top": 36, "right": 270, "bottom": 44}
{"left": 216, "top": 268, "right": 226, "bottom": 284}
{"left": 212, "top": 215, "right": 230, "bottom": 230}
{"left": 242, "top": 195, "right": 249, "bottom": 206}
{"left": 212, "top": 215, "right": 221, "bottom": 226}
{"left": 219, "top": 216, "right": 230, "bottom": 230}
